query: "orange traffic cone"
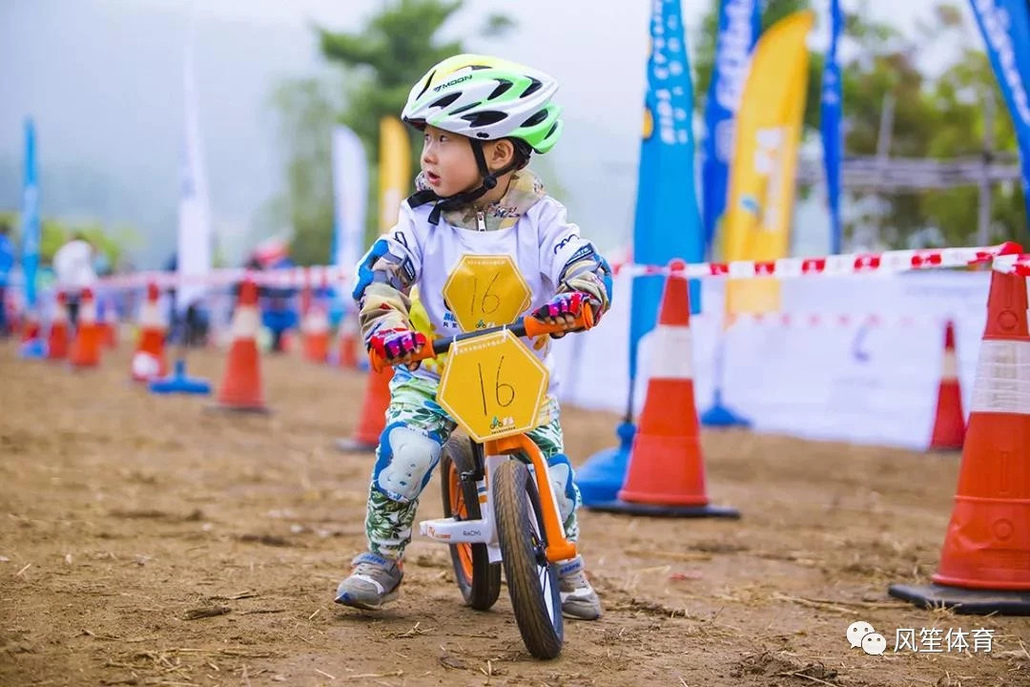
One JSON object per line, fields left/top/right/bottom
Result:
{"left": 889, "top": 268, "right": 1030, "bottom": 614}
{"left": 213, "top": 279, "right": 269, "bottom": 413}
{"left": 337, "top": 312, "right": 360, "bottom": 370}
{"left": 99, "top": 297, "right": 118, "bottom": 349}
{"left": 301, "top": 300, "right": 330, "bottom": 364}
{"left": 47, "top": 291, "right": 69, "bottom": 360}
{"left": 928, "top": 320, "right": 965, "bottom": 451}
{"left": 591, "top": 260, "right": 738, "bottom": 517}
{"left": 21, "top": 311, "right": 41, "bottom": 345}
{"left": 131, "top": 282, "right": 168, "bottom": 382}
{"left": 69, "top": 288, "right": 102, "bottom": 369}
{"left": 334, "top": 364, "right": 393, "bottom": 453}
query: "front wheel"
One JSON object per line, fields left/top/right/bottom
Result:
{"left": 439, "top": 435, "right": 501, "bottom": 611}
{"left": 494, "top": 459, "right": 564, "bottom": 660}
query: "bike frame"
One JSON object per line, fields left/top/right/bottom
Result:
{"left": 420, "top": 432, "right": 577, "bottom": 564}
{"left": 371, "top": 308, "right": 595, "bottom": 566}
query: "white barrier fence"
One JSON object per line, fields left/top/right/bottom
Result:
{"left": 551, "top": 268, "right": 1023, "bottom": 450}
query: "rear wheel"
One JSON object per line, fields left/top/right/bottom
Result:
{"left": 494, "top": 459, "right": 564, "bottom": 660}
{"left": 439, "top": 435, "right": 501, "bottom": 611}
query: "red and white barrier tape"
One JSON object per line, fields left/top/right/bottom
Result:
{"left": 993, "top": 252, "right": 1030, "bottom": 276}
{"left": 95, "top": 242, "right": 1027, "bottom": 291}
{"left": 614, "top": 241, "right": 1023, "bottom": 279}
{"left": 694, "top": 312, "right": 966, "bottom": 328}
{"left": 100, "top": 265, "right": 347, "bottom": 290}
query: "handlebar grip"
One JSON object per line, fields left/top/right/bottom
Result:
{"left": 368, "top": 341, "right": 439, "bottom": 373}
{"left": 523, "top": 304, "right": 596, "bottom": 339}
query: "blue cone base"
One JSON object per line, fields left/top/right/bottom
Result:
{"left": 149, "top": 360, "right": 211, "bottom": 395}
{"left": 19, "top": 339, "right": 46, "bottom": 359}
{"left": 700, "top": 390, "right": 751, "bottom": 428}
{"left": 700, "top": 402, "right": 752, "bottom": 428}
{"left": 578, "top": 422, "right": 635, "bottom": 507}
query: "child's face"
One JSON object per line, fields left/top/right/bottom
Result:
{"left": 420, "top": 125, "right": 483, "bottom": 197}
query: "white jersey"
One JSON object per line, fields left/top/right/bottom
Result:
{"left": 372, "top": 195, "right": 600, "bottom": 395}
{"left": 53, "top": 240, "right": 97, "bottom": 295}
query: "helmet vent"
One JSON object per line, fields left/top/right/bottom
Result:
{"left": 522, "top": 109, "right": 549, "bottom": 128}
{"left": 415, "top": 70, "right": 436, "bottom": 100}
{"left": 488, "top": 80, "right": 513, "bottom": 100}
{"left": 429, "top": 92, "right": 461, "bottom": 109}
{"left": 521, "top": 78, "right": 543, "bottom": 97}
{"left": 462, "top": 111, "right": 507, "bottom": 127}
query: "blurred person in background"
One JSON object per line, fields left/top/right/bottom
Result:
{"left": 245, "top": 238, "right": 298, "bottom": 353}
{"left": 0, "top": 221, "right": 13, "bottom": 337}
{"left": 52, "top": 232, "right": 98, "bottom": 329}
{"left": 162, "top": 252, "right": 210, "bottom": 347}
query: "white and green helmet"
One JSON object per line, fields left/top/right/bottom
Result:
{"left": 402, "top": 54, "right": 564, "bottom": 155}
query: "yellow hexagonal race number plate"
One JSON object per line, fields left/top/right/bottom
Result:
{"left": 437, "top": 329, "right": 550, "bottom": 443}
{"left": 443, "top": 255, "right": 532, "bottom": 332}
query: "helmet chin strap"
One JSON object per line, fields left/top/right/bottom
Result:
{"left": 407, "top": 139, "right": 520, "bottom": 225}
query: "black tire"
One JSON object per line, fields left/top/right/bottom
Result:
{"left": 494, "top": 460, "right": 564, "bottom": 660}
{"left": 439, "top": 435, "right": 501, "bottom": 611}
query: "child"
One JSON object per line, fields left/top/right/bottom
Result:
{"left": 337, "top": 54, "right": 613, "bottom": 620}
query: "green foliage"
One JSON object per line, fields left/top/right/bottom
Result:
{"left": 0, "top": 210, "right": 138, "bottom": 272}
{"left": 267, "top": 1, "right": 518, "bottom": 260}
{"left": 317, "top": 0, "right": 515, "bottom": 244}
{"left": 841, "top": 2, "right": 1026, "bottom": 246}
{"left": 267, "top": 77, "right": 339, "bottom": 266}
{"left": 695, "top": 0, "right": 1026, "bottom": 247}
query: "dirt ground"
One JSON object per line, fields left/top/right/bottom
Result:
{"left": 2, "top": 341, "right": 1028, "bottom": 687}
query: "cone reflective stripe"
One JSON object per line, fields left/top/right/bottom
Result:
{"left": 69, "top": 288, "right": 102, "bottom": 368}
{"left": 594, "top": 259, "right": 739, "bottom": 518}
{"left": 47, "top": 291, "right": 69, "bottom": 360}
{"left": 302, "top": 301, "right": 330, "bottom": 364}
{"left": 99, "top": 297, "right": 118, "bottom": 349}
{"left": 337, "top": 312, "right": 359, "bottom": 370}
{"left": 132, "top": 282, "right": 168, "bottom": 382}
{"left": 933, "top": 271, "right": 1030, "bottom": 591}
{"left": 21, "top": 312, "right": 40, "bottom": 344}
{"left": 215, "top": 279, "right": 268, "bottom": 412}
{"left": 929, "top": 320, "right": 965, "bottom": 451}
{"left": 889, "top": 265, "right": 1030, "bottom": 614}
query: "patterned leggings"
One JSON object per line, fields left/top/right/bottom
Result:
{"left": 363, "top": 369, "right": 582, "bottom": 560}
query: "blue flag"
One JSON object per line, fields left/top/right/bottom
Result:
{"left": 821, "top": 0, "right": 844, "bottom": 254}
{"left": 702, "top": 0, "right": 762, "bottom": 256}
{"left": 630, "top": 0, "right": 704, "bottom": 391}
{"left": 968, "top": 0, "right": 1030, "bottom": 223}
{"left": 21, "top": 118, "right": 40, "bottom": 309}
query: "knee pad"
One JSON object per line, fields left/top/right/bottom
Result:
{"left": 545, "top": 453, "right": 579, "bottom": 523}
{"left": 372, "top": 422, "right": 443, "bottom": 503}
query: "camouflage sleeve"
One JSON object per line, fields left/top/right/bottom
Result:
{"left": 352, "top": 226, "right": 421, "bottom": 346}
{"left": 556, "top": 245, "right": 613, "bottom": 315}
{"left": 539, "top": 199, "right": 613, "bottom": 314}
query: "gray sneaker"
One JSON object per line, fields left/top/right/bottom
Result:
{"left": 558, "top": 555, "right": 603, "bottom": 620}
{"left": 334, "top": 552, "right": 403, "bottom": 610}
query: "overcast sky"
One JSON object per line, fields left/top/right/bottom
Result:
{"left": 1, "top": 0, "right": 986, "bottom": 266}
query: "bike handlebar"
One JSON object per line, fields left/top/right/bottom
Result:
{"left": 369, "top": 305, "right": 596, "bottom": 373}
